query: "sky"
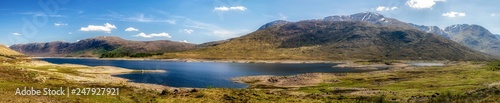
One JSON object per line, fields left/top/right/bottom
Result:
{"left": 1, "top": 0, "right": 499, "bottom": 46}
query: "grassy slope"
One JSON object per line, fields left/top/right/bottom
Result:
{"left": 0, "top": 45, "right": 23, "bottom": 56}
{"left": 162, "top": 29, "right": 333, "bottom": 60}
{"left": 161, "top": 21, "right": 493, "bottom": 61}
{"left": 266, "top": 62, "right": 500, "bottom": 102}
{"left": 0, "top": 59, "right": 158, "bottom": 102}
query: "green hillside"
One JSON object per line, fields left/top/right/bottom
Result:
{"left": 162, "top": 21, "right": 493, "bottom": 61}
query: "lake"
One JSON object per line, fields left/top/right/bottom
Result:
{"left": 38, "top": 58, "right": 385, "bottom": 88}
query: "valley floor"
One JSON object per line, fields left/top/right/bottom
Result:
{"left": 0, "top": 58, "right": 499, "bottom": 102}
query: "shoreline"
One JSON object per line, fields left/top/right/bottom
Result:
{"left": 31, "top": 57, "right": 343, "bottom": 64}
{"left": 17, "top": 60, "right": 200, "bottom": 92}
{"left": 32, "top": 57, "right": 450, "bottom": 88}
{"left": 31, "top": 57, "right": 453, "bottom": 64}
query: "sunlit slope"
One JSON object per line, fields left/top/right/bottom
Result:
{"left": 164, "top": 21, "right": 493, "bottom": 60}
{"left": 0, "top": 45, "right": 23, "bottom": 56}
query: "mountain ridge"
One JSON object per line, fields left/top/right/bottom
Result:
{"left": 10, "top": 36, "right": 197, "bottom": 57}
{"left": 10, "top": 12, "right": 499, "bottom": 60}
{"left": 259, "top": 12, "right": 500, "bottom": 56}
{"left": 165, "top": 20, "right": 493, "bottom": 60}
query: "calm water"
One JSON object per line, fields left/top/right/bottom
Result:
{"left": 38, "top": 58, "right": 384, "bottom": 88}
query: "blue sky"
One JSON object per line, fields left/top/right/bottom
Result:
{"left": 1, "top": 0, "right": 499, "bottom": 46}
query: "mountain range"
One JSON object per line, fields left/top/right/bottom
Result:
{"left": 317, "top": 12, "right": 500, "bottom": 56}
{"left": 165, "top": 20, "right": 491, "bottom": 60}
{"left": 9, "top": 36, "right": 197, "bottom": 57}
{"left": 8, "top": 12, "right": 499, "bottom": 60}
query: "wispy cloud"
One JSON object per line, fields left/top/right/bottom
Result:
{"left": 133, "top": 32, "right": 171, "bottom": 38}
{"left": 80, "top": 23, "right": 117, "bottom": 33}
{"left": 179, "top": 29, "right": 194, "bottom": 34}
{"left": 126, "top": 14, "right": 176, "bottom": 24}
{"left": 54, "top": 22, "right": 68, "bottom": 26}
{"left": 179, "top": 40, "right": 188, "bottom": 43}
{"left": 183, "top": 19, "right": 247, "bottom": 38}
{"left": 442, "top": 11, "right": 466, "bottom": 17}
{"left": 213, "top": 6, "right": 247, "bottom": 11}
{"left": 12, "top": 32, "right": 21, "bottom": 36}
{"left": 125, "top": 27, "right": 139, "bottom": 32}
{"left": 101, "top": 12, "right": 176, "bottom": 24}
{"left": 15, "top": 12, "right": 68, "bottom": 18}
{"left": 375, "top": 6, "right": 398, "bottom": 11}
{"left": 406, "top": 0, "right": 445, "bottom": 9}
{"left": 491, "top": 13, "right": 498, "bottom": 17}
{"left": 279, "top": 13, "right": 287, "bottom": 20}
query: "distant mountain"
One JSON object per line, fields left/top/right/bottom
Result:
{"left": 165, "top": 21, "right": 492, "bottom": 60}
{"left": 262, "top": 12, "right": 500, "bottom": 57}
{"left": 257, "top": 20, "right": 290, "bottom": 30}
{"left": 10, "top": 36, "right": 197, "bottom": 57}
{"left": 495, "top": 34, "right": 500, "bottom": 39}
{"left": 322, "top": 12, "right": 459, "bottom": 40}
{"left": 409, "top": 23, "right": 451, "bottom": 39}
{"left": 444, "top": 24, "right": 500, "bottom": 56}
{"left": 322, "top": 12, "right": 413, "bottom": 28}
{"left": 259, "top": 12, "right": 454, "bottom": 39}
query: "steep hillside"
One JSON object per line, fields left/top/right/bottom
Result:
{"left": 260, "top": 12, "right": 452, "bottom": 39}
{"left": 444, "top": 24, "right": 500, "bottom": 56}
{"left": 164, "top": 21, "right": 492, "bottom": 60}
{"left": 0, "top": 45, "right": 24, "bottom": 59}
{"left": 10, "top": 36, "right": 197, "bottom": 57}
{"left": 259, "top": 12, "right": 499, "bottom": 57}
{"left": 0, "top": 45, "right": 23, "bottom": 56}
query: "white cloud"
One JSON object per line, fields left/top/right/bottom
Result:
{"left": 213, "top": 6, "right": 247, "bottom": 11}
{"left": 442, "top": 11, "right": 466, "bottom": 17}
{"left": 184, "top": 19, "right": 249, "bottom": 38}
{"left": 406, "top": 0, "right": 445, "bottom": 9}
{"left": 54, "top": 23, "right": 68, "bottom": 26}
{"left": 491, "top": 13, "right": 498, "bottom": 17}
{"left": 133, "top": 32, "right": 171, "bottom": 38}
{"left": 12, "top": 32, "right": 21, "bottom": 36}
{"left": 179, "top": 40, "right": 188, "bottom": 43}
{"left": 376, "top": 6, "right": 398, "bottom": 11}
{"left": 103, "top": 13, "right": 176, "bottom": 24}
{"left": 16, "top": 12, "right": 68, "bottom": 18}
{"left": 125, "top": 27, "right": 139, "bottom": 32}
{"left": 80, "top": 23, "right": 117, "bottom": 33}
{"left": 179, "top": 29, "right": 194, "bottom": 34}
{"left": 279, "top": 13, "right": 287, "bottom": 20}
{"left": 68, "top": 32, "right": 72, "bottom": 34}
{"left": 126, "top": 14, "right": 176, "bottom": 24}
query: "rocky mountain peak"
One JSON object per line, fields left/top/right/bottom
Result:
{"left": 444, "top": 24, "right": 494, "bottom": 37}
{"left": 323, "top": 12, "right": 386, "bottom": 23}
{"left": 258, "top": 20, "right": 290, "bottom": 30}
{"left": 409, "top": 23, "right": 451, "bottom": 39}
{"left": 445, "top": 24, "right": 472, "bottom": 33}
